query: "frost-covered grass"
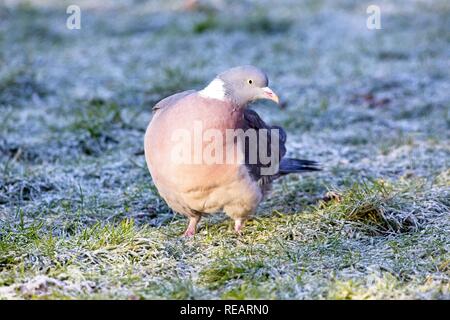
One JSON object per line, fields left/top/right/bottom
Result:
{"left": 0, "top": 0, "right": 449, "bottom": 299}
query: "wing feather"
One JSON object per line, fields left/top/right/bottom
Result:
{"left": 152, "top": 90, "right": 196, "bottom": 111}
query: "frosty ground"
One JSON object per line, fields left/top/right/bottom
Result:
{"left": 0, "top": 0, "right": 449, "bottom": 299}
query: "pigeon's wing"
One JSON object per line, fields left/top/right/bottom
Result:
{"left": 243, "top": 109, "right": 320, "bottom": 188}
{"left": 242, "top": 108, "right": 287, "bottom": 186}
{"left": 152, "top": 90, "right": 196, "bottom": 111}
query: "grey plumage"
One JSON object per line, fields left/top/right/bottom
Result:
{"left": 279, "top": 158, "right": 321, "bottom": 174}
{"left": 243, "top": 108, "right": 320, "bottom": 189}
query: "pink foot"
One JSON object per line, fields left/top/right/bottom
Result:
{"left": 183, "top": 217, "right": 200, "bottom": 237}
{"left": 234, "top": 219, "right": 244, "bottom": 235}
{"left": 183, "top": 228, "right": 195, "bottom": 237}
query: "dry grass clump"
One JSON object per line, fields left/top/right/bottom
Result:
{"left": 316, "top": 179, "right": 448, "bottom": 235}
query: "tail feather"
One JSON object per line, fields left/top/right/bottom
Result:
{"left": 279, "top": 158, "right": 321, "bottom": 174}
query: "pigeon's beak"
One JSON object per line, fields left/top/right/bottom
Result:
{"left": 261, "top": 87, "right": 280, "bottom": 105}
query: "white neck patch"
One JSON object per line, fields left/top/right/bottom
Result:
{"left": 198, "top": 78, "right": 226, "bottom": 101}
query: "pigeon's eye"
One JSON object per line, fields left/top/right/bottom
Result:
{"left": 248, "top": 79, "right": 253, "bottom": 85}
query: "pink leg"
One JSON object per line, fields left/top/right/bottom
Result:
{"left": 183, "top": 216, "right": 200, "bottom": 237}
{"left": 234, "top": 219, "right": 245, "bottom": 235}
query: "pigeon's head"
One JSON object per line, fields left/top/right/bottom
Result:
{"left": 201, "top": 65, "right": 280, "bottom": 107}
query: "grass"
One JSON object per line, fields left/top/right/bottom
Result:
{"left": 69, "top": 99, "right": 123, "bottom": 139}
{"left": 315, "top": 179, "right": 434, "bottom": 235}
{"left": 0, "top": 0, "right": 449, "bottom": 300}
{"left": 0, "top": 68, "right": 48, "bottom": 106}
{"left": 193, "top": 12, "right": 292, "bottom": 35}
{"left": 146, "top": 67, "right": 204, "bottom": 106}
{"left": 2, "top": 178, "right": 447, "bottom": 299}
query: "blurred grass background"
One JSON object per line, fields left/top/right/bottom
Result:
{"left": 0, "top": 0, "right": 449, "bottom": 299}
